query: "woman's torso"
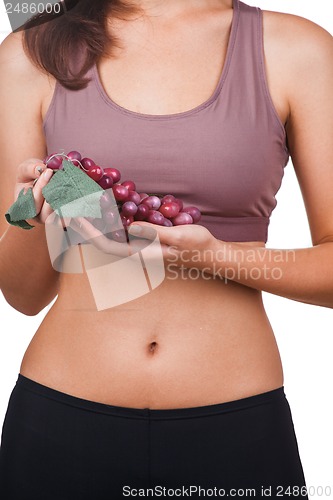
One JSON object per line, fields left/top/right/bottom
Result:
{"left": 20, "top": 0, "right": 290, "bottom": 408}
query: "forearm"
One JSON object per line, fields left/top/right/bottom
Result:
{"left": 205, "top": 240, "right": 333, "bottom": 309}
{"left": 0, "top": 223, "right": 60, "bottom": 315}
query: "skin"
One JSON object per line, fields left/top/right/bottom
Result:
{"left": 0, "top": 0, "right": 332, "bottom": 408}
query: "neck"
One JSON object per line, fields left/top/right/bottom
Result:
{"left": 123, "top": 0, "right": 231, "bottom": 19}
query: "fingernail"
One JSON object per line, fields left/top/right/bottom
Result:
{"left": 43, "top": 168, "right": 53, "bottom": 180}
{"left": 128, "top": 225, "right": 142, "bottom": 235}
{"left": 34, "top": 165, "right": 44, "bottom": 176}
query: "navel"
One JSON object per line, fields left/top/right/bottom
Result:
{"left": 148, "top": 341, "right": 158, "bottom": 355}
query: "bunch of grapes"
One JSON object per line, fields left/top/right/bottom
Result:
{"left": 44, "top": 151, "right": 202, "bottom": 242}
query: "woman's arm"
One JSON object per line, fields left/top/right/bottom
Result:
{"left": 207, "top": 13, "right": 333, "bottom": 308}
{"left": 0, "top": 32, "right": 60, "bottom": 316}
{"left": 127, "top": 13, "right": 333, "bottom": 309}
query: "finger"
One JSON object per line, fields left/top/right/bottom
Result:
{"left": 71, "top": 218, "right": 130, "bottom": 257}
{"left": 71, "top": 216, "right": 104, "bottom": 241}
{"left": 44, "top": 210, "right": 59, "bottom": 227}
{"left": 37, "top": 201, "right": 56, "bottom": 224}
{"left": 128, "top": 221, "right": 177, "bottom": 245}
{"left": 128, "top": 222, "right": 158, "bottom": 240}
{"left": 32, "top": 168, "right": 54, "bottom": 214}
{"left": 17, "top": 158, "right": 46, "bottom": 183}
{"left": 128, "top": 236, "right": 152, "bottom": 253}
{"left": 25, "top": 198, "right": 55, "bottom": 227}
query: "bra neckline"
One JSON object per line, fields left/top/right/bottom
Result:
{"left": 92, "top": 0, "right": 240, "bottom": 121}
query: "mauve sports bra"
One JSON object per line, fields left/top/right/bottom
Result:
{"left": 43, "top": 0, "right": 290, "bottom": 243}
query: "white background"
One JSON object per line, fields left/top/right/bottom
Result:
{"left": 0, "top": 0, "right": 332, "bottom": 496}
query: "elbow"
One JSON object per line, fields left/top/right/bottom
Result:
{"left": 19, "top": 302, "right": 45, "bottom": 316}
{"left": 18, "top": 307, "right": 41, "bottom": 317}
{"left": 1, "top": 289, "right": 56, "bottom": 316}
{"left": 2, "top": 295, "right": 42, "bottom": 316}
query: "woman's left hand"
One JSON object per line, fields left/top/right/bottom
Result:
{"left": 127, "top": 221, "right": 219, "bottom": 272}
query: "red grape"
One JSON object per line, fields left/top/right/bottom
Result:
{"left": 126, "top": 190, "right": 141, "bottom": 205}
{"left": 102, "top": 208, "right": 119, "bottom": 226}
{"left": 159, "top": 202, "right": 180, "bottom": 219}
{"left": 139, "top": 193, "right": 149, "bottom": 202}
{"left": 147, "top": 210, "right": 165, "bottom": 225}
{"left": 120, "top": 214, "right": 134, "bottom": 227}
{"left": 163, "top": 218, "right": 174, "bottom": 227}
{"left": 46, "top": 154, "right": 63, "bottom": 170}
{"left": 172, "top": 212, "right": 193, "bottom": 225}
{"left": 104, "top": 167, "right": 121, "bottom": 183}
{"left": 121, "top": 201, "right": 138, "bottom": 217}
{"left": 122, "top": 180, "right": 136, "bottom": 192}
{"left": 161, "top": 194, "right": 176, "bottom": 204}
{"left": 98, "top": 175, "right": 114, "bottom": 189}
{"left": 173, "top": 198, "right": 184, "bottom": 211}
{"left": 134, "top": 204, "right": 149, "bottom": 221}
{"left": 88, "top": 165, "right": 104, "bottom": 182}
{"left": 182, "top": 206, "right": 202, "bottom": 223}
{"left": 44, "top": 153, "right": 52, "bottom": 163}
{"left": 81, "top": 157, "right": 95, "bottom": 170}
{"left": 99, "top": 192, "right": 114, "bottom": 210}
{"left": 44, "top": 153, "right": 56, "bottom": 165}
{"left": 142, "top": 196, "right": 161, "bottom": 210}
{"left": 67, "top": 150, "right": 81, "bottom": 166}
{"left": 112, "top": 184, "right": 129, "bottom": 201}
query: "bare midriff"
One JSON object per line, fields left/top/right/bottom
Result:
{"left": 20, "top": 240, "right": 284, "bottom": 409}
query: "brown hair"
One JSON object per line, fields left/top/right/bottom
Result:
{"left": 22, "top": 0, "right": 143, "bottom": 90}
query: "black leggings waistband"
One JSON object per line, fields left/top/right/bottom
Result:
{"left": 16, "top": 373, "right": 285, "bottom": 420}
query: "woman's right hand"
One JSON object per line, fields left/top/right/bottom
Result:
{"left": 14, "top": 157, "right": 54, "bottom": 225}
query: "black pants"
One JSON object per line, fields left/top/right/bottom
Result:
{"left": 0, "top": 374, "right": 308, "bottom": 499}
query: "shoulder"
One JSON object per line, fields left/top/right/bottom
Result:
{"left": 261, "top": 9, "right": 333, "bottom": 70}
{"left": 0, "top": 31, "right": 54, "bottom": 98}
{"left": 260, "top": 9, "right": 332, "bottom": 108}
{"left": 0, "top": 31, "right": 35, "bottom": 75}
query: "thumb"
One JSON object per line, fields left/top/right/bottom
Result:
{"left": 128, "top": 221, "right": 177, "bottom": 245}
{"left": 18, "top": 158, "right": 46, "bottom": 183}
